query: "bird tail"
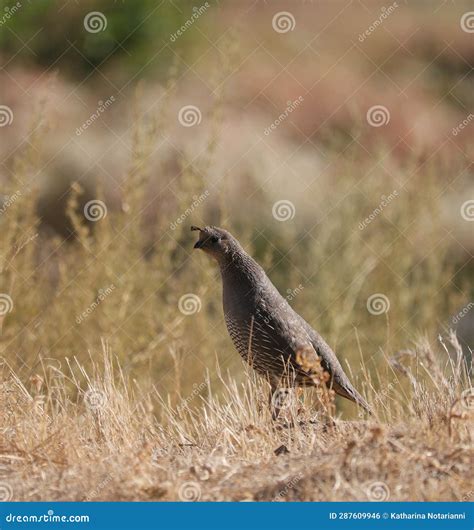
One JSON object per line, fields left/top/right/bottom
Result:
{"left": 332, "top": 380, "right": 373, "bottom": 415}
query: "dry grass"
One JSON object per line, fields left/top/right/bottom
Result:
{"left": 0, "top": 334, "right": 472, "bottom": 502}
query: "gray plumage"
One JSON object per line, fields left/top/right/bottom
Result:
{"left": 192, "top": 225, "right": 371, "bottom": 415}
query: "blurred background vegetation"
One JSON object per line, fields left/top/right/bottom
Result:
{"left": 0, "top": 0, "right": 204, "bottom": 77}
{"left": 0, "top": 0, "right": 472, "bottom": 417}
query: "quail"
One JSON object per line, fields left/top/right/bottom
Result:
{"left": 191, "top": 225, "right": 371, "bottom": 418}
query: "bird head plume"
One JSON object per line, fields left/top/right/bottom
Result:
{"left": 191, "top": 225, "right": 240, "bottom": 261}
{"left": 191, "top": 225, "right": 267, "bottom": 287}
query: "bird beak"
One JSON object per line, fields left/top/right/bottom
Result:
{"left": 193, "top": 240, "right": 203, "bottom": 249}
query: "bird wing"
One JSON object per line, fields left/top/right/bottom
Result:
{"left": 254, "top": 291, "right": 324, "bottom": 381}
{"left": 257, "top": 285, "right": 371, "bottom": 413}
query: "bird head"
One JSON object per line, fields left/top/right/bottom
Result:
{"left": 191, "top": 225, "right": 236, "bottom": 261}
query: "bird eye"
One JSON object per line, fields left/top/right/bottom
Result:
{"left": 210, "top": 236, "right": 219, "bottom": 243}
